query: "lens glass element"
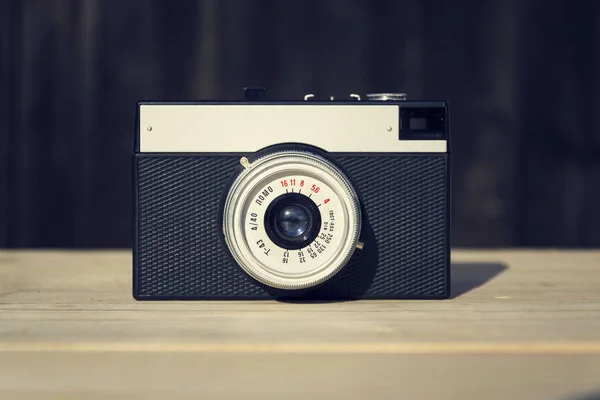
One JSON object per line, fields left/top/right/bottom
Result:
{"left": 265, "top": 192, "right": 321, "bottom": 250}
{"left": 277, "top": 205, "right": 309, "bottom": 238}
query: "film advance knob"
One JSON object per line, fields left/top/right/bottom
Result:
{"left": 365, "top": 93, "right": 407, "bottom": 101}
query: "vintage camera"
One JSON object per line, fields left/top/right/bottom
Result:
{"left": 133, "top": 88, "right": 450, "bottom": 300}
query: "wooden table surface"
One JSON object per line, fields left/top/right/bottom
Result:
{"left": 0, "top": 250, "right": 599, "bottom": 400}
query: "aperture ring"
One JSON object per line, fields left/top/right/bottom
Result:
{"left": 222, "top": 150, "right": 361, "bottom": 290}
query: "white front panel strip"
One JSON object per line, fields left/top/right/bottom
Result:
{"left": 139, "top": 104, "right": 446, "bottom": 153}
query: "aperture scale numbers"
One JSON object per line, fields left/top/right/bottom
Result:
{"left": 282, "top": 249, "right": 308, "bottom": 264}
{"left": 279, "top": 178, "right": 330, "bottom": 205}
{"left": 247, "top": 175, "right": 340, "bottom": 264}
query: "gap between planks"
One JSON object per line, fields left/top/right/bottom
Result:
{"left": 1, "top": 341, "right": 600, "bottom": 354}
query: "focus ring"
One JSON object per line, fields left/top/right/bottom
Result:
{"left": 222, "top": 150, "right": 361, "bottom": 290}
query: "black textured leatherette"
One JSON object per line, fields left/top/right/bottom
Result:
{"left": 134, "top": 154, "right": 449, "bottom": 299}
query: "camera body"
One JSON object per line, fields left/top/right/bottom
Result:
{"left": 133, "top": 90, "right": 451, "bottom": 300}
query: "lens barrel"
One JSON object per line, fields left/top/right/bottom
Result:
{"left": 222, "top": 150, "right": 361, "bottom": 290}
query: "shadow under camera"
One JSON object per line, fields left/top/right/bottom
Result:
{"left": 450, "top": 262, "right": 508, "bottom": 299}
{"left": 278, "top": 261, "right": 508, "bottom": 303}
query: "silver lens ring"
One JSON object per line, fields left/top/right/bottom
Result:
{"left": 223, "top": 150, "right": 361, "bottom": 290}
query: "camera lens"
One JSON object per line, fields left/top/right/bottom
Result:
{"left": 265, "top": 192, "right": 321, "bottom": 250}
{"left": 222, "top": 150, "right": 362, "bottom": 290}
{"left": 277, "top": 205, "right": 310, "bottom": 238}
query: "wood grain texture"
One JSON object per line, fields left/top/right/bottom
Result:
{"left": 1, "top": 353, "right": 600, "bottom": 400}
{"left": 0, "top": 0, "right": 9, "bottom": 246}
{"left": 518, "top": 1, "right": 600, "bottom": 247}
{"left": 0, "top": 250, "right": 599, "bottom": 399}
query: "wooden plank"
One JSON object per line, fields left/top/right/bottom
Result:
{"left": 215, "top": 0, "right": 263, "bottom": 99}
{"left": 5, "top": 0, "right": 88, "bottom": 247}
{"left": 5, "top": 0, "right": 32, "bottom": 247}
{"left": 311, "top": 1, "right": 375, "bottom": 97}
{"left": 0, "top": 250, "right": 599, "bottom": 399}
{"left": 88, "top": 0, "right": 162, "bottom": 247}
{"left": 1, "top": 353, "right": 600, "bottom": 400}
{"left": 192, "top": 0, "right": 218, "bottom": 99}
{"left": 518, "top": 1, "right": 600, "bottom": 246}
{"left": 73, "top": 0, "right": 99, "bottom": 247}
{"left": 0, "top": 0, "right": 10, "bottom": 246}
{"left": 0, "top": 250, "right": 598, "bottom": 345}
{"left": 423, "top": 0, "right": 521, "bottom": 246}
{"left": 588, "top": 1, "right": 600, "bottom": 245}
{"left": 157, "top": 0, "right": 200, "bottom": 100}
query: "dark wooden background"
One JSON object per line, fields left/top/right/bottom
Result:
{"left": 1, "top": 0, "right": 600, "bottom": 248}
